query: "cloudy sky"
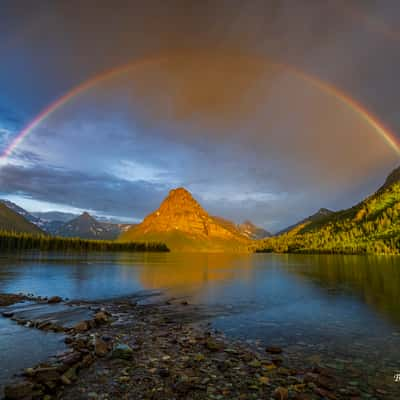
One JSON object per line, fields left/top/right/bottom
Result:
{"left": 0, "top": 0, "right": 399, "bottom": 232}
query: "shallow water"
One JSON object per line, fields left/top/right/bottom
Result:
{"left": 0, "top": 316, "right": 65, "bottom": 393}
{"left": 0, "top": 252, "right": 399, "bottom": 395}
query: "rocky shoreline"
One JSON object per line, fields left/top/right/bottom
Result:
{"left": 0, "top": 293, "right": 390, "bottom": 400}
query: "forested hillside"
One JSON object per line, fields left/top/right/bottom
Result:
{"left": 257, "top": 168, "right": 400, "bottom": 255}
{"left": 0, "top": 203, "right": 44, "bottom": 235}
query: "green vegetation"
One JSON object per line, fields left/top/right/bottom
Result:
{"left": 257, "top": 182, "right": 400, "bottom": 255}
{"left": 0, "top": 203, "right": 44, "bottom": 235}
{"left": 0, "top": 231, "right": 169, "bottom": 252}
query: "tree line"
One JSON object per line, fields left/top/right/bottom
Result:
{"left": 0, "top": 231, "right": 169, "bottom": 252}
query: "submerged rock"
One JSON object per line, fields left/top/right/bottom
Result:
{"left": 266, "top": 346, "right": 283, "bottom": 354}
{"left": 112, "top": 343, "right": 133, "bottom": 360}
{"left": 48, "top": 296, "right": 62, "bottom": 304}
{"left": 2, "top": 311, "right": 14, "bottom": 318}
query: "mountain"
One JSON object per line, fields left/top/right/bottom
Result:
{"left": 278, "top": 208, "right": 334, "bottom": 235}
{"left": 119, "top": 187, "right": 251, "bottom": 251}
{"left": 0, "top": 200, "right": 42, "bottom": 225}
{"left": 0, "top": 202, "right": 44, "bottom": 235}
{"left": 55, "top": 212, "right": 123, "bottom": 240}
{"left": 0, "top": 202, "right": 136, "bottom": 238}
{"left": 0, "top": 201, "right": 72, "bottom": 234}
{"left": 32, "top": 211, "right": 78, "bottom": 223}
{"left": 212, "top": 216, "right": 271, "bottom": 240}
{"left": 258, "top": 166, "right": 400, "bottom": 254}
{"left": 238, "top": 220, "right": 271, "bottom": 239}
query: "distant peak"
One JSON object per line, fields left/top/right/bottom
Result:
{"left": 317, "top": 208, "right": 333, "bottom": 215}
{"left": 380, "top": 165, "right": 400, "bottom": 190}
{"left": 241, "top": 220, "right": 255, "bottom": 226}
{"left": 79, "top": 212, "right": 93, "bottom": 219}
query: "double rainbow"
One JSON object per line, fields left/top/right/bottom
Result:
{"left": 1, "top": 55, "right": 399, "bottom": 161}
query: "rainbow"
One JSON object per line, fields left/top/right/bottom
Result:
{"left": 0, "top": 56, "right": 167, "bottom": 161}
{"left": 293, "top": 70, "right": 400, "bottom": 156}
{"left": 1, "top": 54, "right": 399, "bottom": 161}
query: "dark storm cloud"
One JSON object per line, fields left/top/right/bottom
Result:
{"left": 2, "top": 0, "right": 399, "bottom": 122}
{"left": 0, "top": 163, "right": 167, "bottom": 219}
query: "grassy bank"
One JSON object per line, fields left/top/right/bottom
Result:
{"left": 0, "top": 231, "right": 169, "bottom": 252}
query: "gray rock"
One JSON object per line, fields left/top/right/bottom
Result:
{"left": 112, "top": 343, "right": 133, "bottom": 360}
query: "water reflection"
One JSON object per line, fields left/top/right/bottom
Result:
{"left": 136, "top": 253, "right": 254, "bottom": 296}
{"left": 0, "top": 252, "right": 399, "bottom": 327}
{"left": 282, "top": 254, "right": 400, "bottom": 326}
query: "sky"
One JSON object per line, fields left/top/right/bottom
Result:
{"left": 0, "top": 0, "right": 400, "bottom": 232}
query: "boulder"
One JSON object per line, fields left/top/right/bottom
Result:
{"left": 273, "top": 387, "right": 288, "bottom": 400}
{"left": 58, "top": 351, "right": 82, "bottom": 367}
{"left": 33, "top": 367, "right": 61, "bottom": 384}
{"left": 47, "top": 296, "right": 62, "bottom": 304}
{"left": 266, "top": 346, "right": 283, "bottom": 354}
{"left": 205, "top": 338, "right": 223, "bottom": 352}
{"left": 4, "top": 381, "right": 34, "bottom": 399}
{"left": 95, "top": 337, "right": 109, "bottom": 357}
{"left": 62, "top": 366, "right": 78, "bottom": 383}
{"left": 73, "top": 321, "right": 89, "bottom": 332}
{"left": 81, "top": 354, "right": 95, "bottom": 367}
{"left": 94, "top": 311, "right": 109, "bottom": 324}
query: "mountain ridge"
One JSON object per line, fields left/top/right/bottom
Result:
{"left": 0, "top": 200, "right": 135, "bottom": 239}
{"left": 55, "top": 212, "right": 128, "bottom": 240}
{"left": 258, "top": 165, "right": 400, "bottom": 254}
{"left": 0, "top": 202, "right": 44, "bottom": 235}
{"left": 278, "top": 208, "right": 334, "bottom": 236}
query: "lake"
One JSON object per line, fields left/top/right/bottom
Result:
{"left": 0, "top": 252, "right": 399, "bottom": 396}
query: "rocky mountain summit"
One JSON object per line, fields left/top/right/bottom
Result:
{"left": 120, "top": 188, "right": 251, "bottom": 251}
{"left": 55, "top": 212, "right": 122, "bottom": 240}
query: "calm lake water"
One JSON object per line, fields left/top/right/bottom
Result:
{"left": 0, "top": 252, "right": 399, "bottom": 396}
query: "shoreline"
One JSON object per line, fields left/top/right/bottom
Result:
{"left": 0, "top": 293, "right": 391, "bottom": 400}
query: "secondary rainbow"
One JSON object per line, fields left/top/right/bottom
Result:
{"left": 1, "top": 54, "right": 399, "bottom": 161}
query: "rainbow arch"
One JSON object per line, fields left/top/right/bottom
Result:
{"left": 1, "top": 53, "right": 399, "bottom": 161}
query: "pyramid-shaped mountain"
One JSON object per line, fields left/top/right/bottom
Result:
{"left": 119, "top": 188, "right": 251, "bottom": 251}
